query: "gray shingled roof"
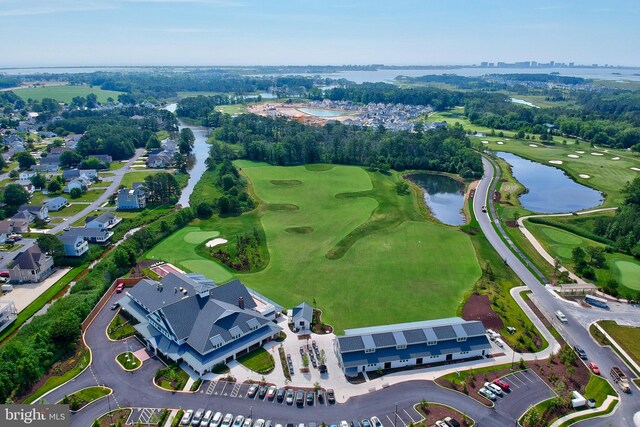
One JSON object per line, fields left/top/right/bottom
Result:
{"left": 337, "top": 318, "right": 486, "bottom": 353}
{"left": 11, "top": 245, "right": 49, "bottom": 270}
{"left": 62, "top": 228, "right": 111, "bottom": 240}
{"left": 209, "top": 279, "right": 257, "bottom": 310}
{"left": 292, "top": 301, "right": 313, "bottom": 323}
{"left": 85, "top": 211, "right": 116, "bottom": 225}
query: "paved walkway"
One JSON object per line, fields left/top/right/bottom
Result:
{"left": 517, "top": 208, "right": 618, "bottom": 285}
{"left": 550, "top": 395, "right": 620, "bottom": 427}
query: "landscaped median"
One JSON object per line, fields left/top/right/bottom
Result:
{"left": 154, "top": 364, "right": 190, "bottom": 391}
{"left": 116, "top": 352, "right": 141, "bottom": 371}
{"left": 415, "top": 400, "right": 474, "bottom": 426}
{"left": 106, "top": 311, "right": 138, "bottom": 341}
{"left": 59, "top": 386, "right": 111, "bottom": 411}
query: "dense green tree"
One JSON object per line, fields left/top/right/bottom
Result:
{"left": 47, "top": 180, "right": 62, "bottom": 193}
{"left": 37, "top": 234, "right": 66, "bottom": 265}
{"left": 30, "top": 173, "right": 47, "bottom": 189}
{"left": 14, "top": 151, "right": 36, "bottom": 170}
{"left": 179, "top": 128, "right": 195, "bottom": 155}
{"left": 2, "top": 183, "right": 30, "bottom": 207}
{"left": 69, "top": 188, "right": 83, "bottom": 199}
{"left": 60, "top": 150, "right": 83, "bottom": 168}
{"left": 146, "top": 134, "right": 162, "bottom": 150}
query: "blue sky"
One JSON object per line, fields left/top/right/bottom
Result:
{"left": 1, "top": 0, "right": 639, "bottom": 67}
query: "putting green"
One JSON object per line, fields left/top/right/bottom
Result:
{"left": 539, "top": 227, "right": 583, "bottom": 245}
{"left": 183, "top": 230, "right": 220, "bottom": 244}
{"left": 612, "top": 260, "right": 640, "bottom": 290}
{"left": 146, "top": 227, "right": 231, "bottom": 283}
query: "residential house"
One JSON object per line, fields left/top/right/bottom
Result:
{"left": 11, "top": 210, "right": 34, "bottom": 225}
{"left": 7, "top": 219, "right": 29, "bottom": 234}
{"left": 147, "top": 152, "right": 173, "bottom": 168}
{"left": 17, "top": 205, "right": 48, "bottom": 221}
{"left": 117, "top": 186, "right": 146, "bottom": 210}
{"left": 88, "top": 155, "right": 112, "bottom": 167}
{"left": 20, "top": 183, "right": 35, "bottom": 196}
{"left": 40, "top": 154, "right": 62, "bottom": 169}
{"left": 0, "top": 233, "right": 7, "bottom": 245}
{"left": 31, "top": 164, "right": 59, "bottom": 173}
{"left": 62, "top": 227, "right": 113, "bottom": 244}
{"left": 58, "top": 234, "right": 89, "bottom": 257}
{"left": 19, "top": 171, "right": 36, "bottom": 181}
{"left": 119, "top": 273, "right": 282, "bottom": 375}
{"left": 64, "top": 176, "right": 91, "bottom": 193}
{"left": 0, "top": 221, "right": 13, "bottom": 236}
{"left": 8, "top": 244, "right": 55, "bottom": 284}
{"left": 38, "top": 131, "right": 57, "bottom": 139}
{"left": 85, "top": 212, "right": 119, "bottom": 230}
{"left": 291, "top": 302, "right": 313, "bottom": 332}
{"left": 2, "top": 135, "right": 23, "bottom": 146}
{"left": 334, "top": 318, "right": 492, "bottom": 376}
{"left": 43, "top": 197, "right": 68, "bottom": 212}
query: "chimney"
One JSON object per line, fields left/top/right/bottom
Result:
{"left": 238, "top": 297, "right": 245, "bottom": 310}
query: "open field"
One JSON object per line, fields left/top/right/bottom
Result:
{"left": 524, "top": 221, "right": 640, "bottom": 291}
{"left": 479, "top": 138, "right": 640, "bottom": 207}
{"left": 599, "top": 320, "right": 640, "bottom": 371}
{"left": 424, "top": 107, "right": 504, "bottom": 136}
{"left": 120, "top": 170, "right": 168, "bottom": 188}
{"left": 13, "top": 85, "right": 123, "bottom": 104}
{"left": 147, "top": 163, "right": 481, "bottom": 332}
{"left": 215, "top": 104, "right": 249, "bottom": 115}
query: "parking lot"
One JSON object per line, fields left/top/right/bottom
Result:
{"left": 493, "top": 369, "right": 555, "bottom": 420}
{"left": 370, "top": 404, "right": 423, "bottom": 427}
{"left": 201, "top": 380, "right": 336, "bottom": 407}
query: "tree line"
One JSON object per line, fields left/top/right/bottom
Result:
{"left": 198, "top": 112, "right": 483, "bottom": 179}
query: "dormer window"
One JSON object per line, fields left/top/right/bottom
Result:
{"left": 396, "top": 344, "right": 406, "bottom": 350}
{"left": 364, "top": 348, "right": 375, "bottom": 354}
{"left": 457, "top": 337, "right": 466, "bottom": 342}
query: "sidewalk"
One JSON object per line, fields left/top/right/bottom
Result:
{"left": 517, "top": 208, "right": 617, "bottom": 286}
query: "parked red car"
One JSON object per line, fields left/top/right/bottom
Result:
{"left": 0, "top": 270, "right": 9, "bottom": 278}
{"left": 115, "top": 283, "right": 124, "bottom": 293}
{"left": 588, "top": 362, "right": 600, "bottom": 375}
{"left": 493, "top": 378, "right": 510, "bottom": 391}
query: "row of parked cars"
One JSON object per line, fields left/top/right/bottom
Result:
{"left": 246, "top": 384, "right": 335, "bottom": 406}
{"left": 477, "top": 378, "right": 510, "bottom": 401}
{"left": 179, "top": 411, "right": 384, "bottom": 427}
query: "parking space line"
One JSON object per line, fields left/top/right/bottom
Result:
{"left": 218, "top": 381, "right": 229, "bottom": 395}
{"left": 206, "top": 380, "right": 216, "bottom": 395}
{"left": 385, "top": 414, "right": 398, "bottom": 426}
{"left": 230, "top": 383, "right": 241, "bottom": 397}
{"left": 517, "top": 371, "right": 534, "bottom": 384}
{"left": 403, "top": 408, "right": 416, "bottom": 423}
{"left": 509, "top": 374, "right": 526, "bottom": 386}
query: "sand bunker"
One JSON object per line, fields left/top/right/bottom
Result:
{"left": 567, "top": 154, "right": 580, "bottom": 158}
{"left": 549, "top": 160, "right": 563, "bottom": 165}
{"left": 591, "top": 152, "right": 604, "bottom": 156}
{"left": 529, "top": 144, "right": 538, "bottom": 147}
{"left": 579, "top": 174, "right": 591, "bottom": 179}
{"left": 496, "top": 141, "right": 504, "bottom": 145}
{"left": 632, "top": 167, "right": 640, "bottom": 172}
{"left": 481, "top": 140, "right": 489, "bottom": 144}
{"left": 576, "top": 151, "right": 585, "bottom": 154}
{"left": 612, "top": 157, "right": 620, "bottom": 160}
{"left": 206, "top": 238, "right": 228, "bottom": 248}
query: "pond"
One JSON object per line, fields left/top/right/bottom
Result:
{"left": 407, "top": 173, "right": 466, "bottom": 226}
{"left": 496, "top": 152, "right": 603, "bottom": 213}
{"left": 297, "top": 107, "right": 348, "bottom": 117}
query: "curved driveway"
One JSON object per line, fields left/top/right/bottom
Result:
{"left": 476, "top": 156, "right": 640, "bottom": 427}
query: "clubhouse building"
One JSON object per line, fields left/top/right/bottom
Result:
{"left": 334, "top": 317, "right": 491, "bottom": 376}
{"left": 120, "top": 272, "right": 282, "bottom": 376}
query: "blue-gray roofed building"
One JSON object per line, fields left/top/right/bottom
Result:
{"left": 334, "top": 318, "right": 491, "bottom": 376}
{"left": 291, "top": 301, "right": 313, "bottom": 331}
{"left": 119, "top": 272, "right": 282, "bottom": 376}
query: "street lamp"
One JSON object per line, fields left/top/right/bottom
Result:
{"left": 393, "top": 403, "right": 398, "bottom": 427}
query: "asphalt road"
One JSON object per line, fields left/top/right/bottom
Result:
{"left": 475, "top": 156, "right": 640, "bottom": 427}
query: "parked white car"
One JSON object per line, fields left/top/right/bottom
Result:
{"left": 478, "top": 387, "right": 496, "bottom": 400}
{"left": 485, "top": 382, "right": 503, "bottom": 396}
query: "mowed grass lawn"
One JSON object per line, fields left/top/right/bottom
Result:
{"left": 599, "top": 320, "right": 640, "bottom": 370}
{"left": 524, "top": 221, "right": 640, "bottom": 291}
{"left": 147, "top": 163, "right": 481, "bottom": 332}
{"left": 14, "top": 85, "right": 123, "bottom": 104}
{"left": 478, "top": 137, "right": 640, "bottom": 207}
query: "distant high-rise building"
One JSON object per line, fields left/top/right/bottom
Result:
{"left": 569, "top": 62, "right": 574, "bottom": 67}
{"left": 550, "top": 61, "right": 555, "bottom": 67}
{"left": 480, "top": 62, "right": 489, "bottom": 67}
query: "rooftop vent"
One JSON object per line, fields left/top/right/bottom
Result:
{"left": 238, "top": 297, "right": 245, "bottom": 310}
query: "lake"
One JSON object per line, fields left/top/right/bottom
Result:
{"left": 496, "top": 152, "right": 603, "bottom": 213}
{"left": 297, "top": 107, "right": 349, "bottom": 117}
{"left": 407, "top": 173, "right": 466, "bottom": 226}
